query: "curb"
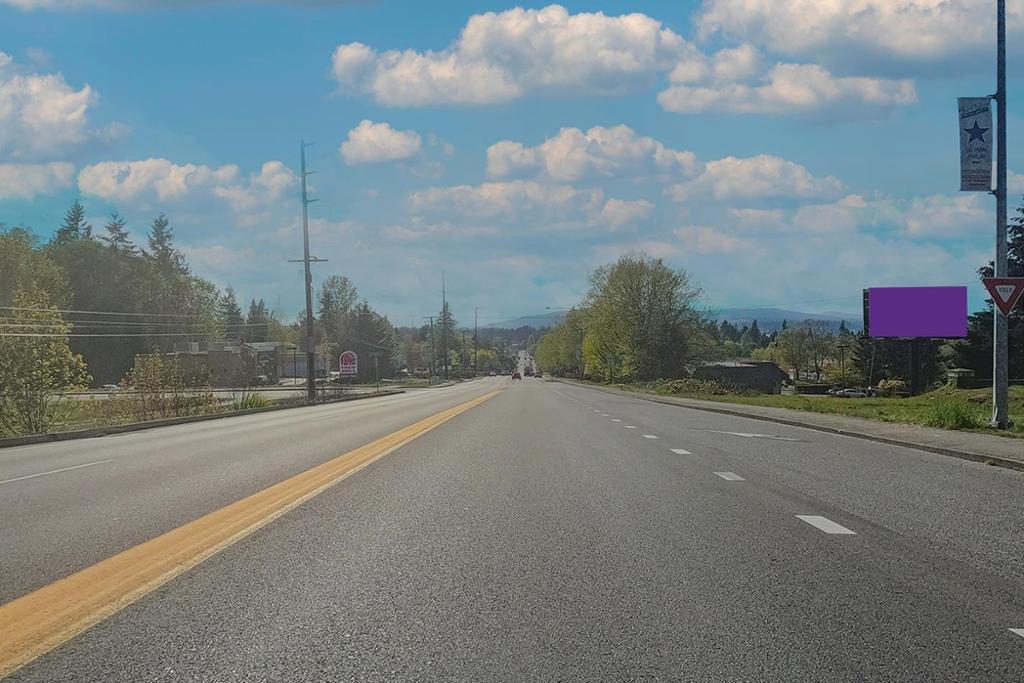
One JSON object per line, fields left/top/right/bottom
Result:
{"left": 553, "top": 379, "right": 1024, "bottom": 473}
{"left": 0, "top": 389, "right": 405, "bottom": 450}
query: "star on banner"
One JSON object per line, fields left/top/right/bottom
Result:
{"left": 964, "top": 120, "right": 989, "bottom": 143}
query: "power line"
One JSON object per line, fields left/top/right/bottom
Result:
{"left": 0, "top": 332, "right": 223, "bottom": 338}
{"left": 0, "top": 305, "right": 211, "bottom": 319}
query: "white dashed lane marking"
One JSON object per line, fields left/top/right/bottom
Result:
{"left": 1009, "top": 628, "right": 1024, "bottom": 639}
{"left": 611, "top": 419, "right": 622, "bottom": 422}
{"left": 709, "top": 430, "right": 799, "bottom": 442}
{"left": 713, "top": 472, "right": 745, "bottom": 481}
{"left": 625, "top": 426, "right": 638, "bottom": 429}
{"left": 642, "top": 434, "right": 659, "bottom": 439}
{"left": 669, "top": 448, "right": 691, "bottom": 455}
{"left": 796, "top": 515, "right": 856, "bottom": 535}
{"left": 0, "top": 459, "right": 113, "bottom": 486}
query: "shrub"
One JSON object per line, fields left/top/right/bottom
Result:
{"left": 650, "top": 378, "right": 748, "bottom": 396}
{"left": 922, "top": 400, "right": 985, "bottom": 430}
{"left": 876, "top": 379, "right": 908, "bottom": 397}
{"left": 231, "top": 388, "right": 271, "bottom": 411}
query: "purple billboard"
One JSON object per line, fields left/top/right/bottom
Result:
{"left": 864, "top": 286, "right": 967, "bottom": 338}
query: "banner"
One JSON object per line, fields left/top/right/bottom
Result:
{"left": 958, "top": 97, "right": 993, "bottom": 191}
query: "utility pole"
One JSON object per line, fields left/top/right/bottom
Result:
{"left": 992, "top": 0, "right": 1010, "bottom": 428}
{"left": 288, "top": 141, "right": 325, "bottom": 402}
{"left": 424, "top": 316, "right": 436, "bottom": 386}
{"left": 837, "top": 343, "right": 850, "bottom": 392}
{"left": 441, "top": 271, "right": 448, "bottom": 380}
{"left": 474, "top": 306, "right": 478, "bottom": 376}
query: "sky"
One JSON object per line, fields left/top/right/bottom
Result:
{"left": 1, "top": 0, "right": 1023, "bottom": 327}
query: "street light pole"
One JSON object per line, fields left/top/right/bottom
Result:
{"left": 992, "top": 0, "right": 1010, "bottom": 427}
{"left": 837, "top": 343, "right": 850, "bottom": 392}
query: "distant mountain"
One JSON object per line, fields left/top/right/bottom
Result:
{"left": 488, "top": 311, "right": 566, "bottom": 330}
{"left": 714, "top": 307, "right": 861, "bottom": 333}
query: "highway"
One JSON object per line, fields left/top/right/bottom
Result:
{"left": 1, "top": 377, "right": 1023, "bottom": 680}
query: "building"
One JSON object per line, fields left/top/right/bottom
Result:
{"left": 693, "top": 361, "right": 790, "bottom": 394}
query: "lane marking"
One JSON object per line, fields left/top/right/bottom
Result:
{"left": 600, "top": 413, "right": 610, "bottom": 417}
{"left": 795, "top": 515, "right": 856, "bottom": 535}
{"left": 0, "top": 460, "right": 113, "bottom": 486}
{"left": 709, "top": 431, "right": 799, "bottom": 442}
{"left": 669, "top": 448, "right": 691, "bottom": 455}
{"left": 610, "top": 419, "right": 622, "bottom": 422}
{"left": 0, "top": 390, "right": 500, "bottom": 679}
{"left": 713, "top": 471, "right": 745, "bottom": 481}
{"left": 625, "top": 425, "right": 638, "bottom": 429}
{"left": 642, "top": 434, "right": 659, "bottom": 440}
{"left": 1009, "top": 628, "right": 1024, "bottom": 639}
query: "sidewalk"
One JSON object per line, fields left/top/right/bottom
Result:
{"left": 554, "top": 380, "right": 1024, "bottom": 472}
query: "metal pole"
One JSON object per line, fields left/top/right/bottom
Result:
{"left": 993, "top": 0, "right": 1010, "bottom": 427}
{"left": 441, "top": 272, "right": 448, "bottom": 380}
{"left": 425, "top": 316, "right": 436, "bottom": 386}
{"left": 300, "top": 141, "right": 316, "bottom": 403}
{"left": 374, "top": 354, "right": 380, "bottom": 392}
{"left": 474, "top": 306, "right": 478, "bottom": 376}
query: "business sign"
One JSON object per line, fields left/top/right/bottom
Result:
{"left": 864, "top": 286, "right": 967, "bottom": 338}
{"left": 339, "top": 350, "right": 358, "bottom": 376}
{"left": 958, "top": 97, "right": 993, "bottom": 191}
{"left": 982, "top": 277, "right": 1024, "bottom": 317}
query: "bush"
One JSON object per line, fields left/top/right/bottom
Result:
{"left": 232, "top": 388, "right": 271, "bottom": 411}
{"left": 649, "top": 378, "right": 748, "bottom": 396}
{"left": 876, "top": 379, "right": 908, "bottom": 397}
{"left": 923, "top": 400, "right": 985, "bottom": 430}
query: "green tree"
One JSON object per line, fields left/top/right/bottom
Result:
{"left": 99, "top": 212, "right": 136, "bottom": 255}
{"left": 220, "top": 286, "right": 245, "bottom": 340}
{"left": 0, "top": 287, "right": 90, "bottom": 435}
{"left": 52, "top": 199, "right": 92, "bottom": 244}
{"left": 144, "top": 213, "right": 187, "bottom": 275}
{"left": 0, "top": 226, "right": 68, "bottom": 307}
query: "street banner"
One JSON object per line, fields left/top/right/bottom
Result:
{"left": 958, "top": 97, "right": 993, "bottom": 191}
{"left": 982, "top": 277, "right": 1024, "bottom": 317}
{"left": 339, "top": 350, "right": 358, "bottom": 376}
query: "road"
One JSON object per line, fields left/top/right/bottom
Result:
{"left": 1, "top": 377, "right": 1023, "bottom": 680}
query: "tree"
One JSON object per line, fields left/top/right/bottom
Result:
{"left": 246, "top": 298, "right": 269, "bottom": 343}
{"left": 0, "top": 226, "right": 68, "bottom": 307}
{"left": 144, "top": 213, "right": 187, "bottom": 274}
{"left": 220, "top": 287, "right": 245, "bottom": 340}
{"left": 775, "top": 326, "right": 811, "bottom": 380}
{"left": 52, "top": 200, "right": 92, "bottom": 244}
{"left": 582, "top": 252, "right": 709, "bottom": 382}
{"left": 99, "top": 212, "right": 136, "bottom": 255}
{"left": 0, "top": 287, "right": 90, "bottom": 435}
{"left": 436, "top": 301, "right": 457, "bottom": 379}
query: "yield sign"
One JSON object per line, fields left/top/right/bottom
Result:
{"left": 982, "top": 277, "right": 1024, "bottom": 317}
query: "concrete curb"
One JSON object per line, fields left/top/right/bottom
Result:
{"left": 553, "top": 379, "right": 1024, "bottom": 473}
{"left": 0, "top": 389, "right": 406, "bottom": 450}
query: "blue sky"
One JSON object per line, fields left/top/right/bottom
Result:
{"left": 1, "top": 0, "right": 1022, "bottom": 326}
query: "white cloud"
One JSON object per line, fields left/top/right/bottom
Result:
{"left": 0, "top": 52, "right": 121, "bottom": 160}
{"left": 78, "top": 158, "right": 295, "bottom": 219}
{"left": 695, "top": 0, "right": 1024, "bottom": 75}
{"left": 600, "top": 198, "right": 653, "bottom": 229}
{"left": 674, "top": 225, "right": 744, "bottom": 254}
{"left": 331, "top": 5, "right": 691, "bottom": 105}
{"left": 339, "top": 120, "right": 422, "bottom": 165}
{"left": 3, "top": 0, "right": 357, "bottom": 8}
{"left": 487, "top": 125, "right": 701, "bottom": 182}
{"left": 902, "top": 193, "right": 990, "bottom": 237}
{"left": 408, "top": 180, "right": 606, "bottom": 229}
{"left": 668, "top": 155, "right": 844, "bottom": 202}
{"left": 0, "top": 162, "right": 74, "bottom": 199}
{"left": 658, "top": 60, "right": 916, "bottom": 119}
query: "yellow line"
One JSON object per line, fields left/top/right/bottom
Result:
{"left": 0, "top": 390, "right": 500, "bottom": 678}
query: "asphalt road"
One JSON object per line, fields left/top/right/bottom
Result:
{"left": 3, "top": 377, "right": 1023, "bottom": 680}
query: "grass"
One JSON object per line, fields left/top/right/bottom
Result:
{"left": 627, "top": 383, "right": 1024, "bottom": 438}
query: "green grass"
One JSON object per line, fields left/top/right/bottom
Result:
{"left": 627, "top": 384, "right": 1024, "bottom": 438}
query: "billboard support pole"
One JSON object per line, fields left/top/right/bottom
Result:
{"left": 991, "top": 0, "right": 1010, "bottom": 428}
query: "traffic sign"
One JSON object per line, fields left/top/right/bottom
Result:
{"left": 339, "top": 350, "right": 359, "bottom": 376}
{"left": 982, "top": 277, "right": 1024, "bottom": 317}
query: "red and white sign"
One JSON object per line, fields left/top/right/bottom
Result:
{"left": 339, "top": 350, "right": 359, "bottom": 376}
{"left": 982, "top": 277, "right": 1024, "bottom": 317}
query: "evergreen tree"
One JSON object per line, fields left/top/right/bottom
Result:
{"left": 436, "top": 301, "right": 457, "bottom": 379}
{"left": 246, "top": 298, "right": 269, "bottom": 342}
{"left": 99, "top": 212, "right": 136, "bottom": 255}
{"left": 144, "top": 213, "right": 187, "bottom": 274}
{"left": 220, "top": 286, "right": 245, "bottom": 340}
{"left": 53, "top": 200, "right": 92, "bottom": 244}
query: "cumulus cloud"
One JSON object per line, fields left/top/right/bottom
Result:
{"left": 331, "top": 5, "right": 691, "bottom": 105}
{"left": 340, "top": 120, "right": 422, "bottom": 165}
{"left": 695, "top": 0, "right": 1024, "bottom": 75}
{"left": 408, "top": 180, "right": 605, "bottom": 228}
{"left": 902, "top": 193, "right": 991, "bottom": 238}
{"left": 0, "top": 52, "right": 122, "bottom": 160}
{"left": 658, "top": 57, "right": 916, "bottom": 120}
{"left": 486, "top": 125, "right": 701, "bottom": 182}
{"left": 0, "top": 162, "right": 75, "bottom": 199}
{"left": 674, "top": 225, "right": 744, "bottom": 254}
{"left": 78, "top": 158, "right": 295, "bottom": 218}
{"left": 667, "top": 155, "right": 844, "bottom": 202}
{"left": 600, "top": 198, "right": 654, "bottom": 229}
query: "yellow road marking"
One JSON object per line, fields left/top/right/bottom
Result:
{"left": 0, "top": 390, "right": 499, "bottom": 678}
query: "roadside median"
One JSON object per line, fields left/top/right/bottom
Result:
{"left": 553, "top": 379, "right": 1024, "bottom": 472}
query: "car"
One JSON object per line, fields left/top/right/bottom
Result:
{"left": 101, "top": 383, "right": 119, "bottom": 391}
{"left": 835, "top": 388, "right": 868, "bottom": 398}
{"left": 511, "top": 371, "right": 522, "bottom": 380}
{"left": 488, "top": 371, "right": 496, "bottom": 376}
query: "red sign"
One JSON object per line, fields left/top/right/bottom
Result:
{"left": 982, "top": 277, "right": 1024, "bottom": 317}
{"left": 339, "top": 350, "right": 358, "bottom": 376}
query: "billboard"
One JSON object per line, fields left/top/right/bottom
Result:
{"left": 339, "top": 350, "right": 358, "bottom": 376}
{"left": 864, "top": 286, "right": 967, "bottom": 338}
